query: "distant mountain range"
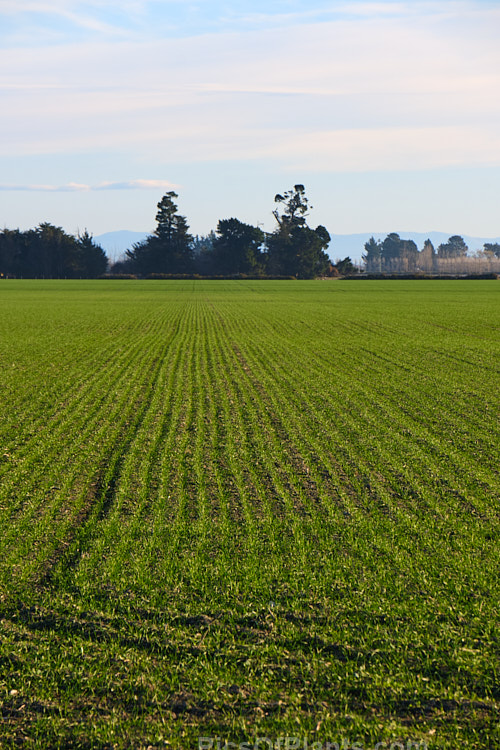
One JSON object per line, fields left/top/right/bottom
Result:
{"left": 95, "top": 230, "right": 150, "bottom": 261}
{"left": 96, "top": 229, "right": 500, "bottom": 263}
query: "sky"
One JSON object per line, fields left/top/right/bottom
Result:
{"left": 1, "top": 0, "right": 500, "bottom": 243}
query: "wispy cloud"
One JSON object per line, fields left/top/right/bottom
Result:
{"left": 279, "top": 125, "right": 500, "bottom": 173}
{"left": 0, "top": 179, "right": 177, "bottom": 192}
{"left": 0, "top": 0, "right": 444, "bottom": 44}
{"left": 1, "top": 2, "right": 500, "bottom": 174}
{"left": 335, "top": 2, "right": 414, "bottom": 16}
{"left": 0, "top": 1, "right": 131, "bottom": 36}
{"left": 96, "top": 179, "right": 179, "bottom": 190}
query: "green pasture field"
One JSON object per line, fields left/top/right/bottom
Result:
{"left": 0, "top": 280, "right": 499, "bottom": 749}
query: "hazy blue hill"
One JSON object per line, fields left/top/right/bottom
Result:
{"left": 95, "top": 230, "right": 149, "bottom": 261}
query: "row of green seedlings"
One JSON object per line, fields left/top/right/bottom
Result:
{"left": 55, "top": 299, "right": 201, "bottom": 596}
{"left": 0, "top": 301, "right": 185, "bottom": 597}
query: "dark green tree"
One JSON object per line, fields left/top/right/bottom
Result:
{"left": 29, "top": 223, "right": 81, "bottom": 278}
{"left": 267, "top": 185, "right": 330, "bottom": 278}
{"left": 0, "top": 225, "right": 86, "bottom": 277}
{"left": 399, "top": 238, "right": 418, "bottom": 272}
{"left": 212, "top": 218, "right": 265, "bottom": 275}
{"left": 272, "top": 184, "right": 310, "bottom": 227}
{"left": 437, "top": 235, "right": 468, "bottom": 258}
{"left": 335, "top": 256, "right": 357, "bottom": 275}
{"left": 0, "top": 229, "right": 26, "bottom": 277}
{"left": 126, "top": 191, "right": 193, "bottom": 274}
{"left": 76, "top": 231, "right": 108, "bottom": 277}
{"left": 380, "top": 233, "right": 404, "bottom": 272}
{"left": 362, "top": 236, "right": 381, "bottom": 273}
{"left": 192, "top": 231, "right": 216, "bottom": 275}
{"left": 381, "top": 233, "right": 402, "bottom": 271}
{"left": 0, "top": 225, "right": 107, "bottom": 278}
{"left": 381, "top": 233, "right": 418, "bottom": 272}
{"left": 191, "top": 232, "right": 216, "bottom": 257}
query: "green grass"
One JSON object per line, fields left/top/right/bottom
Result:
{"left": 0, "top": 279, "right": 499, "bottom": 749}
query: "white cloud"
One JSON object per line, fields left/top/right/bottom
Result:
{"left": 0, "top": 179, "right": 177, "bottom": 191}
{"left": 96, "top": 179, "right": 178, "bottom": 190}
{"left": 278, "top": 125, "right": 500, "bottom": 172}
{"left": 1, "top": 2, "right": 499, "bottom": 173}
{"left": 0, "top": 0, "right": 148, "bottom": 15}
{"left": 0, "top": 1, "right": 130, "bottom": 35}
{"left": 336, "top": 2, "right": 411, "bottom": 14}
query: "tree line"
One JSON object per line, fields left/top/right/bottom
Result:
{"left": 111, "top": 185, "right": 331, "bottom": 279}
{"left": 0, "top": 186, "right": 332, "bottom": 280}
{"left": 0, "top": 224, "right": 107, "bottom": 279}
{"left": 363, "top": 233, "right": 500, "bottom": 275}
{"left": 2, "top": 185, "right": 499, "bottom": 279}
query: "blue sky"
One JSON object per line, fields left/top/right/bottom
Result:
{"left": 1, "top": 0, "right": 500, "bottom": 241}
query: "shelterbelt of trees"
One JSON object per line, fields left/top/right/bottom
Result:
{"left": 2, "top": 184, "right": 500, "bottom": 279}
{"left": 0, "top": 186, "right": 332, "bottom": 280}
{"left": 114, "top": 185, "right": 331, "bottom": 280}
{"left": 363, "top": 233, "right": 500, "bottom": 276}
{"left": 0, "top": 225, "right": 108, "bottom": 279}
